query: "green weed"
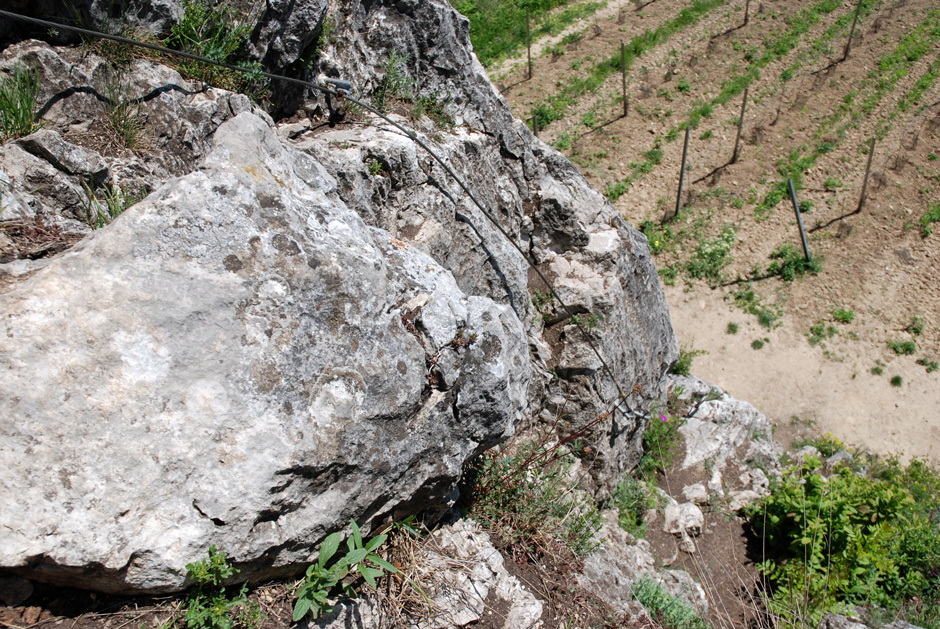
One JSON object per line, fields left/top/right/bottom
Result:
{"left": 184, "top": 546, "right": 262, "bottom": 629}
{"left": 751, "top": 338, "right": 765, "bottom": 350}
{"left": 80, "top": 182, "right": 139, "bottom": 230}
{"left": 765, "top": 243, "right": 822, "bottom": 282}
{"left": 831, "top": 307, "right": 855, "bottom": 324}
{"left": 461, "top": 441, "right": 602, "bottom": 558}
{"left": 638, "top": 410, "right": 685, "bottom": 479}
{"left": 0, "top": 66, "right": 40, "bottom": 141}
{"left": 888, "top": 339, "right": 917, "bottom": 356}
{"left": 669, "top": 345, "right": 706, "bottom": 377}
{"left": 871, "top": 361, "right": 885, "bottom": 376}
{"left": 686, "top": 225, "right": 735, "bottom": 286}
{"left": 167, "top": 1, "right": 265, "bottom": 97}
{"left": 907, "top": 316, "right": 926, "bottom": 337}
{"left": 293, "top": 520, "right": 400, "bottom": 621}
{"left": 611, "top": 476, "right": 658, "bottom": 537}
{"left": 632, "top": 577, "right": 709, "bottom": 629}
{"left": 916, "top": 357, "right": 939, "bottom": 373}
{"left": 726, "top": 322, "right": 739, "bottom": 335}
{"left": 891, "top": 375, "right": 904, "bottom": 387}
{"left": 920, "top": 201, "right": 940, "bottom": 237}
{"left": 807, "top": 322, "right": 836, "bottom": 347}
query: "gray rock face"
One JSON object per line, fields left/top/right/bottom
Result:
{"left": 0, "top": 1, "right": 182, "bottom": 39}
{"left": 671, "top": 375, "right": 781, "bottom": 507}
{"left": 579, "top": 511, "right": 708, "bottom": 619}
{"left": 0, "top": 0, "right": 678, "bottom": 594}
{"left": 0, "top": 113, "right": 529, "bottom": 593}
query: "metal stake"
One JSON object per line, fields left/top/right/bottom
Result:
{"left": 843, "top": 0, "right": 863, "bottom": 60}
{"left": 788, "top": 178, "right": 812, "bottom": 262}
{"left": 532, "top": 115, "right": 539, "bottom": 137}
{"left": 526, "top": 7, "right": 532, "bottom": 80}
{"left": 856, "top": 136, "right": 876, "bottom": 213}
{"left": 673, "top": 126, "right": 691, "bottom": 221}
{"left": 732, "top": 87, "right": 748, "bottom": 164}
{"left": 621, "top": 42, "right": 628, "bottom": 117}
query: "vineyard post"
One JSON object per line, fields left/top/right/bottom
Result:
{"left": 732, "top": 87, "right": 748, "bottom": 163}
{"left": 843, "top": 0, "right": 863, "bottom": 60}
{"left": 856, "top": 136, "right": 876, "bottom": 213}
{"left": 532, "top": 115, "right": 539, "bottom": 137}
{"left": 621, "top": 42, "right": 629, "bottom": 117}
{"left": 526, "top": 7, "right": 533, "bottom": 80}
{"left": 788, "top": 178, "right": 812, "bottom": 262}
{"left": 672, "top": 126, "right": 691, "bottom": 221}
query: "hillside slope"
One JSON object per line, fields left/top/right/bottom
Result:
{"left": 492, "top": 0, "right": 940, "bottom": 460}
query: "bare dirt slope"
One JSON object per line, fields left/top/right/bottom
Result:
{"left": 495, "top": 0, "right": 940, "bottom": 461}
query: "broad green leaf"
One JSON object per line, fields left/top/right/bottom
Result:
{"left": 319, "top": 531, "right": 342, "bottom": 569}
{"left": 350, "top": 520, "right": 363, "bottom": 549}
{"left": 367, "top": 555, "right": 399, "bottom": 573}
{"left": 293, "top": 596, "right": 312, "bottom": 622}
{"left": 365, "top": 534, "right": 388, "bottom": 552}
{"left": 345, "top": 548, "right": 368, "bottom": 566}
{"left": 359, "top": 564, "right": 382, "bottom": 587}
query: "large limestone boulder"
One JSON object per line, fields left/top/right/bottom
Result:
{"left": 0, "top": 112, "right": 529, "bottom": 593}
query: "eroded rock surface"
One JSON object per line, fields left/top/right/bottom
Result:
{"left": 0, "top": 113, "right": 529, "bottom": 593}
{"left": 0, "top": 0, "right": 678, "bottom": 594}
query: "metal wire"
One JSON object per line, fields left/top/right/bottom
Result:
{"left": 0, "top": 9, "right": 637, "bottom": 417}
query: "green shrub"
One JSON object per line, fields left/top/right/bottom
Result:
{"left": 686, "top": 226, "right": 736, "bottom": 286}
{"left": 167, "top": 1, "right": 265, "bottom": 96}
{"left": 184, "top": 546, "right": 262, "bottom": 629}
{"left": 670, "top": 345, "right": 705, "bottom": 377}
{"left": 373, "top": 50, "right": 413, "bottom": 112}
{"left": 632, "top": 577, "right": 709, "bottom": 629}
{"left": 831, "top": 307, "right": 855, "bottom": 324}
{"left": 293, "top": 520, "right": 399, "bottom": 621}
{"left": 891, "top": 375, "right": 904, "bottom": 387}
{"left": 765, "top": 242, "right": 822, "bottom": 282}
{"left": 751, "top": 338, "right": 765, "bottom": 350}
{"left": 462, "top": 442, "right": 602, "bottom": 558}
{"left": 922, "top": 200, "right": 940, "bottom": 237}
{"left": 726, "top": 322, "right": 739, "bottom": 334}
{"left": 611, "top": 476, "right": 657, "bottom": 537}
{"left": 747, "top": 454, "right": 940, "bottom": 627}
{"left": 907, "top": 315, "right": 926, "bottom": 336}
{"left": 0, "top": 66, "right": 40, "bottom": 141}
{"left": 888, "top": 339, "right": 917, "bottom": 355}
{"left": 916, "top": 357, "right": 939, "bottom": 373}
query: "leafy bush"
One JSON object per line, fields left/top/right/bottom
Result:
{"left": 669, "top": 345, "right": 705, "bottom": 377}
{"left": 462, "top": 441, "right": 602, "bottom": 558}
{"left": 639, "top": 220, "right": 673, "bottom": 255}
{"left": 726, "top": 322, "right": 739, "bottom": 334}
{"left": 686, "top": 226, "right": 736, "bottom": 286}
{"left": 637, "top": 410, "right": 685, "bottom": 479}
{"left": 167, "top": 1, "right": 265, "bottom": 96}
{"left": 611, "top": 476, "right": 658, "bottom": 537}
{"left": 632, "top": 577, "right": 709, "bottom": 629}
{"left": 907, "top": 315, "right": 926, "bottom": 337}
{"left": 184, "top": 546, "right": 262, "bottom": 629}
{"left": 765, "top": 242, "right": 822, "bottom": 282}
{"left": 888, "top": 339, "right": 917, "bottom": 355}
{"left": 747, "top": 454, "right": 940, "bottom": 627}
{"left": 293, "top": 520, "right": 399, "bottom": 621}
{"left": 0, "top": 66, "right": 40, "bottom": 141}
{"left": 831, "top": 307, "right": 855, "bottom": 324}
{"left": 373, "top": 50, "right": 413, "bottom": 112}
{"left": 891, "top": 375, "right": 903, "bottom": 387}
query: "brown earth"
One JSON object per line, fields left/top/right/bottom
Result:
{"left": 497, "top": 0, "right": 940, "bottom": 463}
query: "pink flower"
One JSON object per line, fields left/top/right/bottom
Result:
{"left": 660, "top": 414, "right": 667, "bottom": 422}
